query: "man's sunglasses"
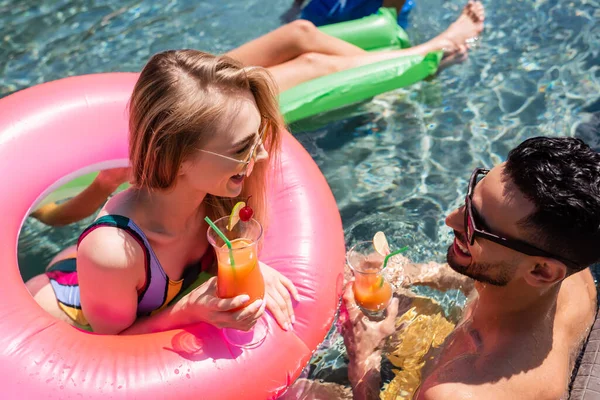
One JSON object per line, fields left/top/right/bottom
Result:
{"left": 465, "top": 168, "right": 579, "bottom": 269}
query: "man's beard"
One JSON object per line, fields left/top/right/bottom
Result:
{"left": 446, "top": 245, "right": 513, "bottom": 286}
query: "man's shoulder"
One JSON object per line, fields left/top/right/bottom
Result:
{"left": 558, "top": 268, "right": 597, "bottom": 340}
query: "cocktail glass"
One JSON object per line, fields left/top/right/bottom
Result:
{"left": 347, "top": 241, "right": 395, "bottom": 320}
{"left": 207, "top": 216, "right": 268, "bottom": 348}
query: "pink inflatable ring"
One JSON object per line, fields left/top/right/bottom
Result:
{"left": 0, "top": 73, "right": 345, "bottom": 399}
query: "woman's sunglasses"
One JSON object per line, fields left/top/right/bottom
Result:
{"left": 465, "top": 168, "right": 579, "bottom": 269}
{"left": 199, "top": 120, "right": 269, "bottom": 175}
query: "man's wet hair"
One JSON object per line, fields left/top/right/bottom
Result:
{"left": 504, "top": 136, "right": 600, "bottom": 272}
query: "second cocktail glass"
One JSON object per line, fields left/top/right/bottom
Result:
{"left": 207, "top": 216, "right": 268, "bottom": 348}
{"left": 347, "top": 241, "right": 394, "bottom": 319}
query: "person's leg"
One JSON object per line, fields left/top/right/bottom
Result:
{"left": 46, "top": 245, "right": 77, "bottom": 270}
{"left": 269, "top": 1, "right": 484, "bottom": 91}
{"left": 26, "top": 274, "right": 75, "bottom": 324}
{"left": 224, "top": 19, "right": 367, "bottom": 68}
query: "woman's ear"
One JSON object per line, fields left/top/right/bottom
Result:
{"left": 179, "top": 161, "right": 189, "bottom": 176}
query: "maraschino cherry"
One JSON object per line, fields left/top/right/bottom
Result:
{"left": 239, "top": 195, "right": 254, "bottom": 221}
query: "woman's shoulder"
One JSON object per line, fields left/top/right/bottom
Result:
{"left": 77, "top": 214, "right": 146, "bottom": 274}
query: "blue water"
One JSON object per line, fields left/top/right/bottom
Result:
{"left": 4, "top": 0, "right": 599, "bottom": 392}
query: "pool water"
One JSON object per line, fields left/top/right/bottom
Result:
{"left": 4, "top": 0, "right": 599, "bottom": 396}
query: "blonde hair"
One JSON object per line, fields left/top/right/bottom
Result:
{"left": 128, "top": 49, "right": 282, "bottom": 227}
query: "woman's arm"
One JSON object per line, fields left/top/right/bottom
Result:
{"left": 119, "top": 276, "right": 266, "bottom": 335}
{"left": 77, "top": 227, "right": 266, "bottom": 335}
{"left": 77, "top": 226, "right": 150, "bottom": 334}
{"left": 31, "top": 168, "right": 130, "bottom": 226}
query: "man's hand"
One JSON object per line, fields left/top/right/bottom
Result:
{"left": 340, "top": 281, "right": 399, "bottom": 359}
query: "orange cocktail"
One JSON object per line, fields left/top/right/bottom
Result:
{"left": 207, "top": 216, "right": 264, "bottom": 305}
{"left": 207, "top": 216, "right": 267, "bottom": 348}
{"left": 217, "top": 238, "right": 264, "bottom": 310}
{"left": 353, "top": 269, "right": 393, "bottom": 312}
{"left": 347, "top": 241, "right": 393, "bottom": 319}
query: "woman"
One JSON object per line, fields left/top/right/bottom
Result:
{"left": 26, "top": 50, "right": 298, "bottom": 335}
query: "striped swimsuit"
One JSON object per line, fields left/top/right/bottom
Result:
{"left": 46, "top": 215, "right": 211, "bottom": 327}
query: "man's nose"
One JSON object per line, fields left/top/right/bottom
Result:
{"left": 445, "top": 205, "right": 465, "bottom": 233}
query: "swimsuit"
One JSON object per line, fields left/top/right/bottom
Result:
{"left": 46, "top": 215, "right": 211, "bottom": 327}
{"left": 300, "top": 0, "right": 415, "bottom": 29}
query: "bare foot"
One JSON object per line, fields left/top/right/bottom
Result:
{"left": 435, "top": 0, "right": 485, "bottom": 56}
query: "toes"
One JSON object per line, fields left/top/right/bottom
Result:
{"left": 472, "top": 2, "right": 485, "bottom": 20}
{"left": 464, "top": 1, "right": 473, "bottom": 14}
{"left": 464, "top": 0, "right": 485, "bottom": 22}
{"left": 465, "top": 6, "right": 477, "bottom": 21}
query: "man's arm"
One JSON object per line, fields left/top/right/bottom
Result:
{"left": 349, "top": 358, "right": 384, "bottom": 400}
{"left": 409, "top": 261, "right": 475, "bottom": 296}
{"left": 387, "top": 255, "right": 474, "bottom": 296}
{"left": 340, "top": 283, "right": 399, "bottom": 400}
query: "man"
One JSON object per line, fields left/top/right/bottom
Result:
{"left": 342, "top": 136, "right": 600, "bottom": 399}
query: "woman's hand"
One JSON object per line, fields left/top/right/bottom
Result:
{"left": 260, "top": 262, "right": 299, "bottom": 331}
{"left": 176, "top": 276, "right": 266, "bottom": 331}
